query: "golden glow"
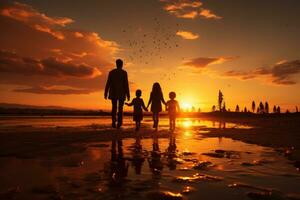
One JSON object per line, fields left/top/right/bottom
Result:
{"left": 182, "top": 120, "right": 192, "bottom": 128}
{"left": 181, "top": 101, "right": 192, "bottom": 111}
{"left": 183, "top": 130, "right": 192, "bottom": 137}
{"left": 0, "top": 1, "right": 299, "bottom": 112}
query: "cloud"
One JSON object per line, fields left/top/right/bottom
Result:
{"left": 0, "top": 50, "right": 101, "bottom": 78}
{"left": 0, "top": 2, "right": 120, "bottom": 95}
{"left": 199, "top": 9, "right": 222, "bottom": 19}
{"left": 176, "top": 30, "right": 199, "bottom": 40}
{"left": 223, "top": 60, "right": 300, "bottom": 85}
{"left": 223, "top": 70, "right": 256, "bottom": 80}
{"left": 1, "top": 2, "right": 74, "bottom": 40}
{"left": 160, "top": 0, "right": 222, "bottom": 20}
{"left": 14, "top": 86, "right": 92, "bottom": 95}
{"left": 183, "top": 56, "right": 237, "bottom": 68}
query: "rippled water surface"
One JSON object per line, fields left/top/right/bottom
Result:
{"left": 0, "top": 116, "right": 299, "bottom": 199}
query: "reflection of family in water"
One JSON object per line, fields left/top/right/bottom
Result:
{"left": 107, "top": 135, "right": 129, "bottom": 186}
{"left": 148, "top": 134, "right": 164, "bottom": 175}
{"left": 106, "top": 132, "right": 178, "bottom": 183}
{"left": 130, "top": 134, "right": 145, "bottom": 174}
{"left": 105, "top": 59, "right": 180, "bottom": 131}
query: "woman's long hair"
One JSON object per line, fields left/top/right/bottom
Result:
{"left": 151, "top": 82, "right": 162, "bottom": 96}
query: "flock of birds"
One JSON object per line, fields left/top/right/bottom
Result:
{"left": 120, "top": 18, "right": 185, "bottom": 81}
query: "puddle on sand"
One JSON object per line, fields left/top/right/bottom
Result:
{"left": 0, "top": 116, "right": 251, "bottom": 130}
{"left": 0, "top": 117, "right": 299, "bottom": 200}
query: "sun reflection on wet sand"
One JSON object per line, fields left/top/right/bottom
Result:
{"left": 0, "top": 116, "right": 252, "bottom": 130}
{"left": 0, "top": 116, "right": 299, "bottom": 199}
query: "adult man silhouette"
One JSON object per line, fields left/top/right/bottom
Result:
{"left": 105, "top": 59, "right": 130, "bottom": 128}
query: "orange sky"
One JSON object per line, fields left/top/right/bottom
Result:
{"left": 0, "top": 0, "right": 299, "bottom": 111}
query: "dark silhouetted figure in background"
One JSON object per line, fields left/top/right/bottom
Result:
{"left": 265, "top": 101, "right": 269, "bottom": 113}
{"left": 147, "top": 82, "right": 166, "bottom": 131}
{"left": 252, "top": 101, "right": 256, "bottom": 113}
{"left": 235, "top": 105, "right": 240, "bottom": 112}
{"left": 105, "top": 59, "right": 130, "bottom": 128}
{"left": 296, "top": 106, "right": 299, "bottom": 113}
{"left": 244, "top": 107, "right": 247, "bottom": 113}
{"left": 125, "top": 89, "right": 148, "bottom": 131}
{"left": 166, "top": 92, "right": 180, "bottom": 131}
{"left": 212, "top": 105, "right": 216, "bottom": 112}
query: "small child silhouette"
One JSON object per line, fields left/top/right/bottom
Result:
{"left": 166, "top": 92, "right": 180, "bottom": 131}
{"left": 125, "top": 89, "right": 148, "bottom": 131}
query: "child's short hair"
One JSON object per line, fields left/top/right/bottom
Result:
{"left": 169, "top": 91, "right": 176, "bottom": 99}
{"left": 136, "top": 89, "right": 142, "bottom": 97}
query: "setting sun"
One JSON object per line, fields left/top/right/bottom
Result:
{"left": 181, "top": 101, "right": 193, "bottom": 111}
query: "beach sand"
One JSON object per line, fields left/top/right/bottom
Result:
{"left": 0, "top": 115, "right": 299, "bottom": 200}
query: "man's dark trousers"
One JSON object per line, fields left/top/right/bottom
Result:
{"left": 111, "top": 99, "right": 124, "bottom": 127}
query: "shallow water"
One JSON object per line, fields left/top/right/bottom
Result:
{"left": 0, "top": 116, "right": 251, "bottom": 129}
{"left": 0, "top": 117, "right": 299, "bottom": 199}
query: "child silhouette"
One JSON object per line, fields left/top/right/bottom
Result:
{"left": 166, "top": 92, "right": 180, "bottom": 131}
{"left": 147, "top": 82, "right": 166, "bottom": 131}
{"left": 125, "top": 89, "right": 148, "bottom": 131}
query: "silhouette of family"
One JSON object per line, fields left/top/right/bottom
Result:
{"left": 105, "top": 59, "right": 180, "bottom": 131}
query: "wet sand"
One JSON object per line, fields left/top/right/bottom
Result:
{"left": 0, "top": 116, "right": 299, "bottom": 200}
{"left": 201, "top": 114, "right": 300, "bottom": 161}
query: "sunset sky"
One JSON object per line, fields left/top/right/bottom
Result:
{"left": 0, "top": 0, "right": 300, "bottom": 111}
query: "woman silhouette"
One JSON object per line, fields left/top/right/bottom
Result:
{"left": 147, "top": 82, "right": 166, "bottom": 131}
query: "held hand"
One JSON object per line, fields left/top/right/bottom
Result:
{"left": 125, "top": 103, "right": 129, "bottom": 106}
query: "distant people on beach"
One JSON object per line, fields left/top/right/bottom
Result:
{"left": 125, "top": 89, "right": 148, "bottom": 131}
{"left": 104, "top": 59, "right": 130, "bottom": 128}
{"left": 166, "top": 92, "right": 180, "bottom": 131}
{"left": 147, "top": 82, "right": 166, "bottom": 131}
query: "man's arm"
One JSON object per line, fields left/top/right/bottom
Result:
{"left": 104, "top": 72, "right": 111, "bottom": 99}
{"left": 124, "top": 71, "right": 130, "bottom": 101}
{"left": 125, "top": 99, "right": 134, "bottom": 106}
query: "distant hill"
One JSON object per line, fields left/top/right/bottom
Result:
{"left": 0, "top": 103, "right": 76, "bottom": 110}
{"left": 0, "top": 103, "right": 110, "bottom": 115}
